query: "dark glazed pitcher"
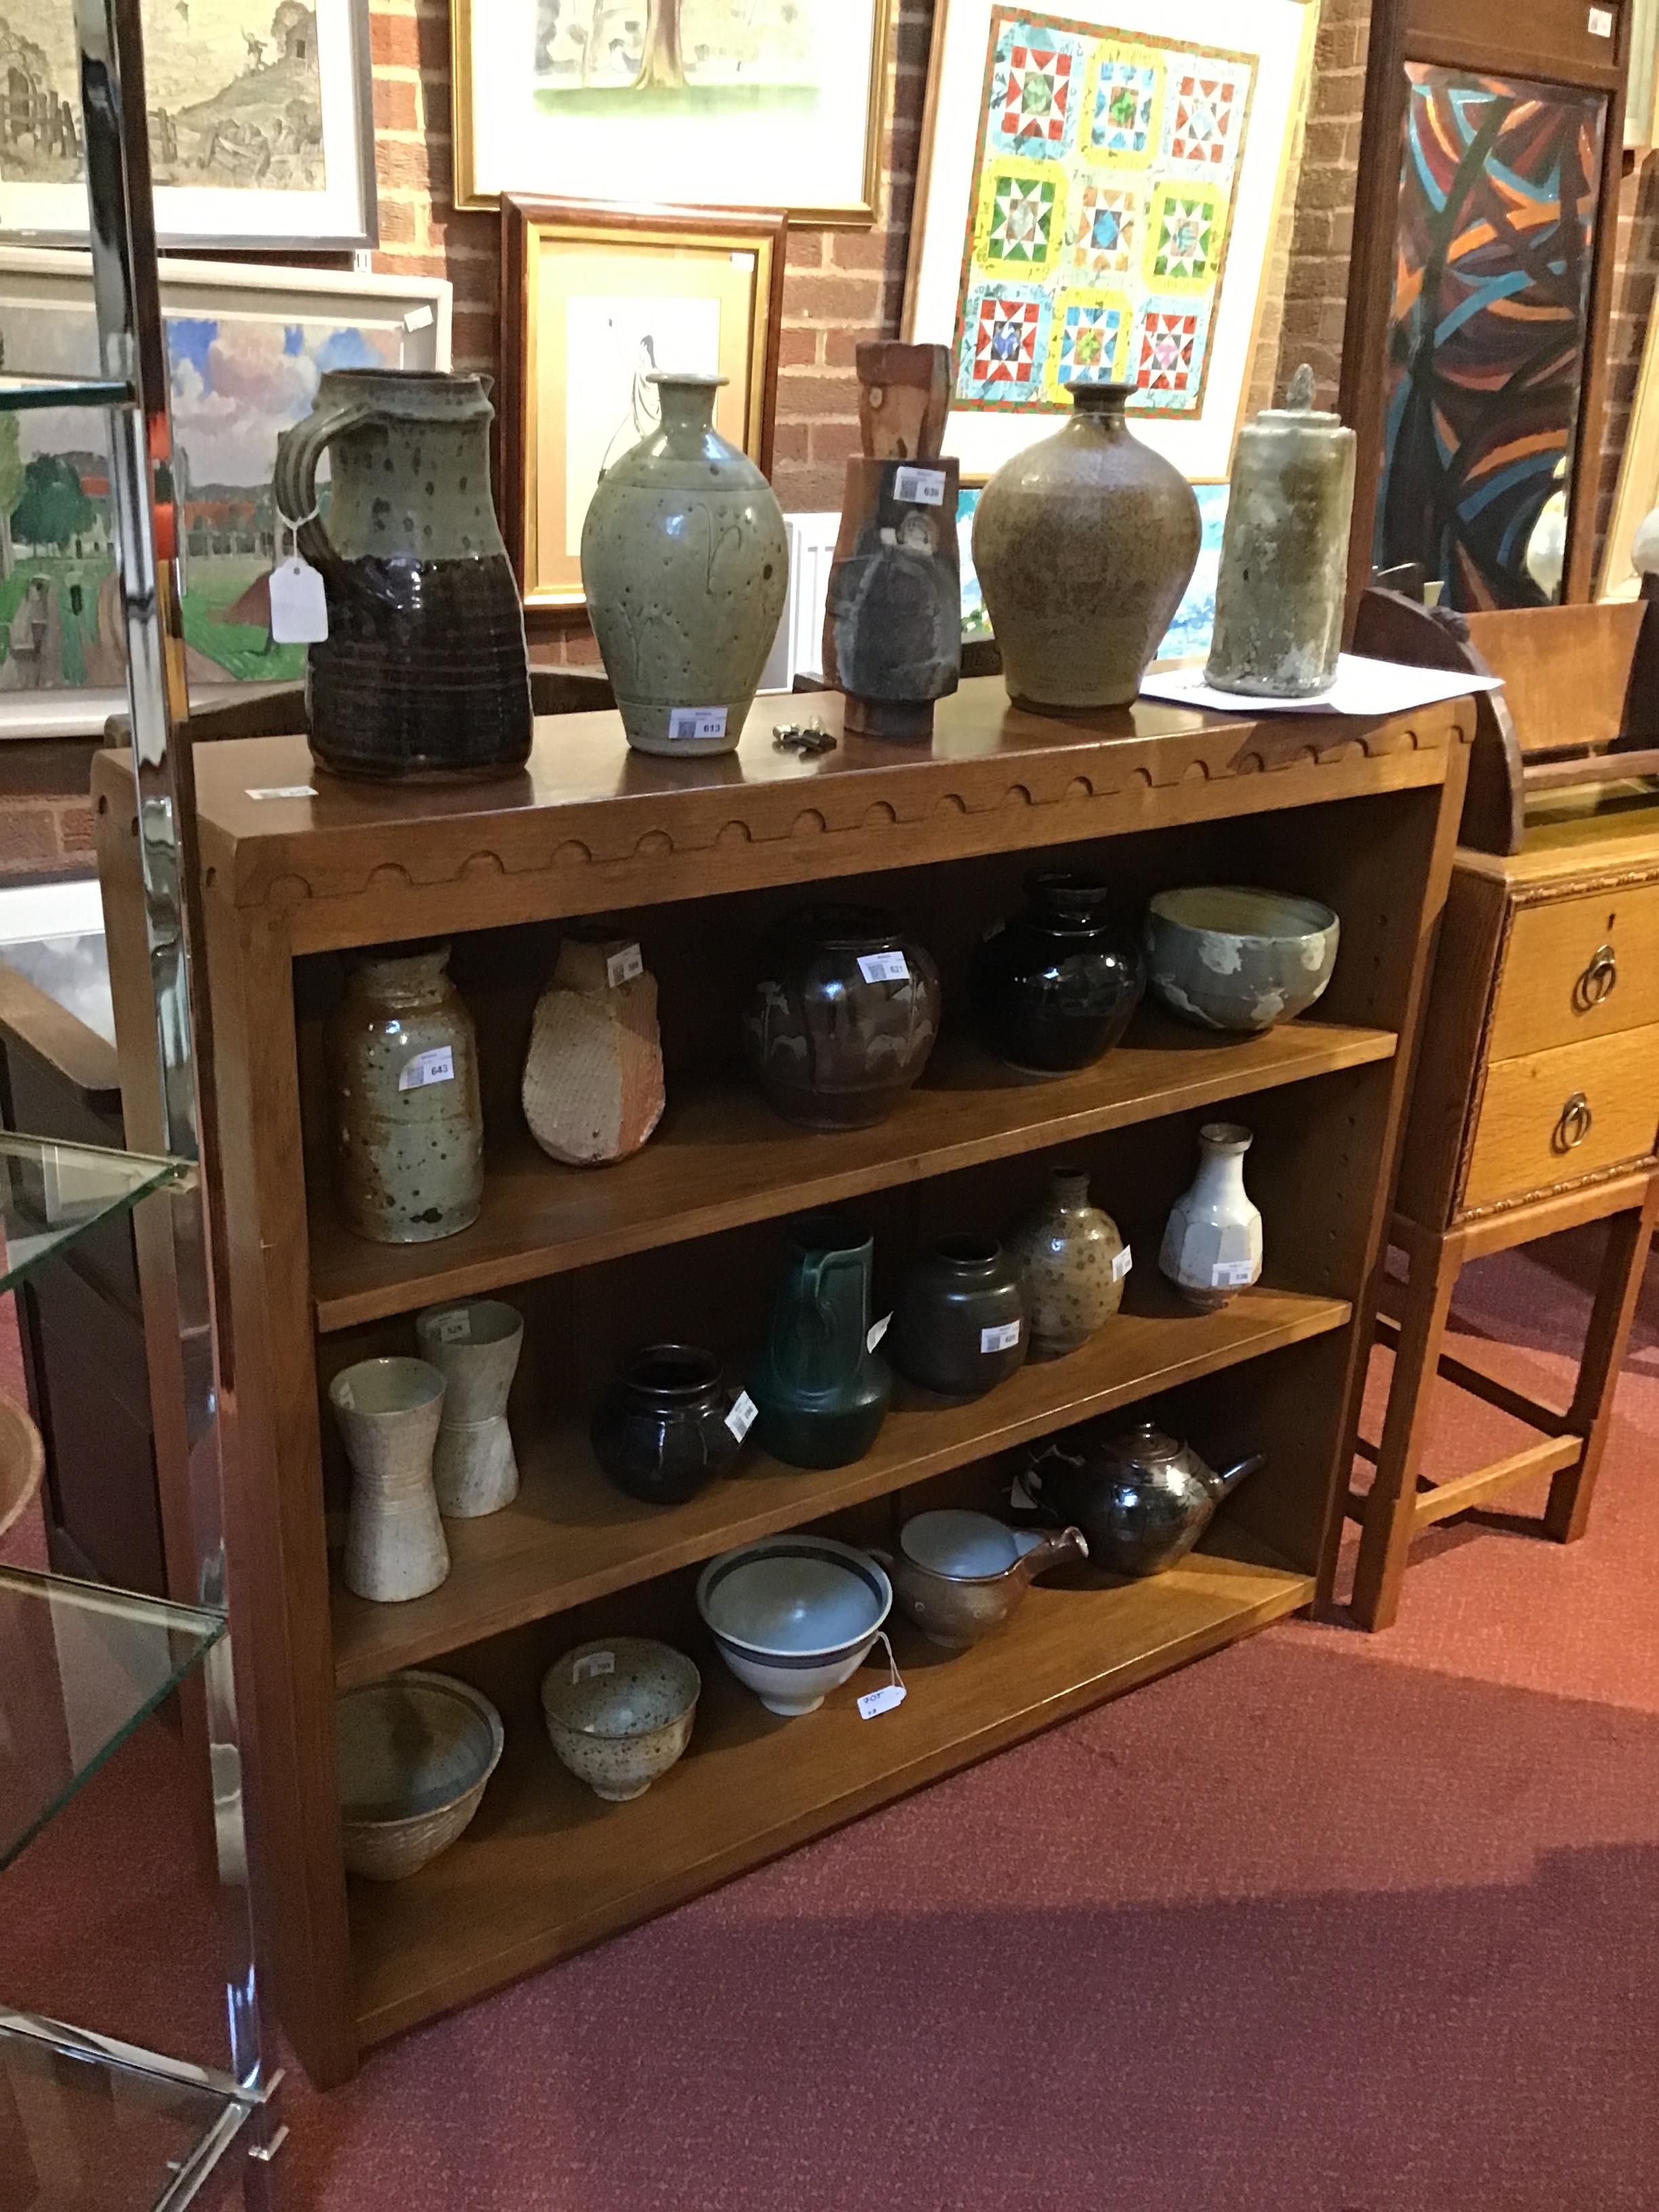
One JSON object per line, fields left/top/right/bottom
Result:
{"left": 274, "top": 369, "right": 533, "bottom": 783}
{"left": 749, "top": 1214, "right": 892, "bottom": 1469}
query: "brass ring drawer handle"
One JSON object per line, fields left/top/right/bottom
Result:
{"left": 1554, "top": 1092, "right": 1594, "bottom": 1152}
{"left": 1574, "top": 945, "right": 1618, "bottom": 1010}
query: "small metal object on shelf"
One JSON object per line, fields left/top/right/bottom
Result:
{"left": 772, "top": 718, "right": 837, "bottom": 756}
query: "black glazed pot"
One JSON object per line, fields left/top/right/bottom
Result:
{"left": 971, "top": 872, "right": 1146, "bottom": 1073}
{"left": 591, "top": 1345, "right": 743, "bottom": 1506}
{"left": 741, "top": 905, "right": 942, "bottom": 1129}
{"left": 888, "top": 1234, "right": 1028, "bottom": 1398}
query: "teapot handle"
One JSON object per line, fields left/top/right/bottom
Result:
{"left": 272, "top": 398, "right": 401, "bottom": 611}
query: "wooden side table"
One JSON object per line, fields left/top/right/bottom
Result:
{"left": 1348, "top": 806, "right": 1659, "bottom": 1629}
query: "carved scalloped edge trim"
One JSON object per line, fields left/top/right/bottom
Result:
{"left": 237, "top": 714, "right": 1452, "bottom": 909}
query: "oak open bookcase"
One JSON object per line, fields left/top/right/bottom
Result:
{"left": 96, "top": 678, "right": 1469, "bottom": 2086}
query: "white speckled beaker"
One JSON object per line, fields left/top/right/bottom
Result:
{"left": 332, "top": 1356, "right": 451, "bottom": 1603}
{"left": 415, "top": 1298, "right": 523, "bottom": 1517}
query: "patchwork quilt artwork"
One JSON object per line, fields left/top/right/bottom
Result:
{"left": 954, "top": 7, "right": 1255, "bottom": 417}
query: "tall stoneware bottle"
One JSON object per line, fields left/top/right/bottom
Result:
{"left": 749, "top": 1214, "right": 892, "bottom": 1469}
{"left": 581, "top": 372, "right": 788, "bottom": 758}
{"left": 329, "top": 941, "right": 484, "bottom": 1244}
{"left": 272, "top": 369, "right": 533, "bottom": 781}
{"left": 972, "top": 382, "right": 1200, "bottom": 714}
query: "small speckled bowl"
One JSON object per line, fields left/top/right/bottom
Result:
{"left": 541, "top": 1637, "right": 701, "bottom": 1802}
{"left": 1144, "top": 886, "right": 1339, "bottom": 1033}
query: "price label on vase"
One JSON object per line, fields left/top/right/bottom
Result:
{"left": 857, "top": 951, "right": 909, "bottom": 985}
{"left": 398, "top": 1047, "right": 455, "bottom": 1092}
{"left": 668, "top": 706, "right": 728, "bottom": 743}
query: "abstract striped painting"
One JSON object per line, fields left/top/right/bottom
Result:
{"left": 1374, "top": 64, "right": 1607, "bottom": 609}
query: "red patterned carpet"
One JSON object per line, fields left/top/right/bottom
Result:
{"left": 8, "top": 1230, "right": 1659, "bottom": 2210}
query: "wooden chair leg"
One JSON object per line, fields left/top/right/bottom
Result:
{"left": 1350, "top": 1235, "right": 1461, "bottom": 1631}
{"left": 1545, "top": 1183, "right": 1659, "bottom": 1543}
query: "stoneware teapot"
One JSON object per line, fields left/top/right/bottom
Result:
{"left": 873, "top": 1509, "right": 1087, "bottom": 1650}
{"left": 1021, "top": 1420, "right": 1265, "bottom": 1578}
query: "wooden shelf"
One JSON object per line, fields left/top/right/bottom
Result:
{"left": 331, "top": 1275, "right": 1349, "bottom": 1688}
{"left": 309, "top": 1015, "right": 1394, "bottom": 1331}
{"left": 348, "top": 1523, "right": 1312, "bottom": 2047}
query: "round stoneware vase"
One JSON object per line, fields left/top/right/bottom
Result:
{"left": 1007, "top": 1166, "right": 1128, "bottom": 1358}
{"left": 272, "top": 369, "right": 533, "bottom": 783}
{"left": 581, "top": 372, "right": 789, "bottom": 758}
{"left": 741, "top": 906, "right": 941, "bottom": 1129}
{"left": 972, "top": 382, "right": 1201, "bottom": 714}
{"left": 972, "top": 871, "right": 1146, "bottom": 1073}
{"left": 329, "top": 941, "right": 484, "bottom": 1246}
{"left": 888, "top": 1235, "right": 1027, "bottom": 1399}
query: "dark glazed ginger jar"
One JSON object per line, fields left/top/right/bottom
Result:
{"left": 273, "top": 369, "right": 533, "bottom": 783}
{"left": 888, "top": 1235, "right": 1027, "bottom": 1399}
{"left": 972, "top": 872, "right": 1146, "bottom": 1073}
{"left": 741, "top": 907, "right": 941, "bottom": 1129}
{"left": 590, "top": 1345, "right": 743, "bottom": 1506}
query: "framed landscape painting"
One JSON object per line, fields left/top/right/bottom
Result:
{"left": 905, "top": 0, "right": 1313, "bottom": 483}
{"left": 0, "top": 0, "right": 376, "bottom": 247}
{"left": 0, "top": 251, "right": 449, "bottom": 738}
{"left": 455, "top": 0, "right": 891, "bottom": 221}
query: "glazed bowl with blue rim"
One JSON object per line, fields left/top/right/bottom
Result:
{"left": 696, "top": 1534, "right": 892, "bottom": 1717}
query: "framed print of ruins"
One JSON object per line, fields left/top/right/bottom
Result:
{"left": 905, "top": 0, "right": 1313, "bottom": 481}
{"left": 453, "top": 0, "right": 893, "bottom": 222}
{"left": 0, "top": 0, "right": 376, "bottom": 246}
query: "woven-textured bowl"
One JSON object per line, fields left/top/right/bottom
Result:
{"left": 336, "top": 1670, "right": 504, "bottom": 1881}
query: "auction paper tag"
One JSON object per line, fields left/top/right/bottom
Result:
{"left": 403, "top": 304, "right": 435, "bottom": 331}
{"left": 1211, "top": 1259, "right": 1256, "bottom": 1288}
{"left": 867, "top": 1313, "right": 892, "bottom": 1352}
{"left": 573, "top": 1651, "right": 615, "bottom": 1683}
{"left": 668, "top": 706, "right": 728, "bottom": 743}
{"left": 893, "top": 466, "right": 947, "bottom": 507}
{"left": 857, "top": 950, "right": 909, "bottom": 985}
{"left": 1589, "top": 5, "right": 1613, "bottom": 32}
{"left": 1111, "top": 1245, "right": 1134, "bottom": 1282}
{"left": 858, "top": 1683, "right": 907, "bottom": 1719}
{"left": 1008, "top": 1471, "right": 1038, "bottom": 1512}
{"left": 245, "top": 785, "right": 316, "bottom": 801}
{"left": 433, "top": 1309, "right": 472, "bottom": 1345}
{"left": 726, "top": 1391, "right": 759, "bottom": 1442}
{"left": 980, "top": 1319, "right": 1021, "bottom": 1354}
{"left": 398, "top": 1046, "right": 454, "bottom": 1092}
{"left": 267, "top": 556, "right": 329, "bottom": 644}
{"left": 605, "top": 943, "right": 644, "bottom": 989}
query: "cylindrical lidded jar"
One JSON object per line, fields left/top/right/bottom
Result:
{"left": 1205, "top": 365, "right": 1357, "bottom": 699}
{"left": 329, "top": 940, "right": 485, "bottom": 1245}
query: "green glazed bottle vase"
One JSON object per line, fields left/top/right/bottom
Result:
{"left": 749, "top": 1214, "right": 892, "bottom": 1470}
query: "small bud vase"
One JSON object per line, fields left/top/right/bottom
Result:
{"left": 1160, "top": 1123, "right": 1263, "bottom": 1311}
{"left": 1006, "top": 1166, "right": 1128, "bottom": 1358}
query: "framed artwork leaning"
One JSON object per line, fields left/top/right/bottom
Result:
{"left": 499, "top": 197, "right": 785, "bottom": 612}
{"left": 0, "top": 0, "right": 377, "bottom": 247}
{"left": 905, "top": 0, "right": 1314, "bottom": 483}
{"left": 0, "top": 251, "right": 449, "bottom": 737}
{"left": 454, "top": 0, "right": 892, "bottom": 222}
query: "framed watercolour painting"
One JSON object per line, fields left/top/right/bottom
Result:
{"left": 454, "top": 0, "right": 891, "bottom": 222}
{"left": 0, "top": 251, "right": 449, "bottom": 737}
{"left": 500, "top": 199, "right": 784, "bottom": 611}
{"left": 905, "top": 0, "right": 1313, "bottom": 483}
{"left": 0, "top": 0, "right": 376, "bottom": 247}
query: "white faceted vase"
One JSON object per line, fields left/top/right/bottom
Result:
{"left": 1160, "top": 1122, "right": 1263, "bottom": 1311}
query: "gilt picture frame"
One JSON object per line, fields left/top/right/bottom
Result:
{"left": 453, "top": 0, "right": 892, "bottom": 223}
{"left": 0, "top": 0, "right": 377, "bottom": 249}
{"left": 499, "top": 197, "right": 784, "bottom": 612}
{"left": 903, "top": 0, "right": 1313, "bottom": 484}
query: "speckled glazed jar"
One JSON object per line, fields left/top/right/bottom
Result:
{"left": 1006, "top": 1166, "right": 1128, "bottom": 1358}
{"left": 972, "top": 382, "right": 1200, "bottom": 714}
{"left": 581, "top": 373, "right": 789, "bottom": 758}
{"left": 329, "top": 942, "right": 484, "bottom": 1245}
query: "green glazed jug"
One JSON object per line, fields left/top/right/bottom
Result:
{"left": 750, "top": 1214, "right": 892, "bottom": 1469}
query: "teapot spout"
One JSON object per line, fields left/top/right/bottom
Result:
{"left": 1211, "top": 1452, "right": 1266, "bottom": 1500}
{"left": 1012, "top": 1523, "right": 1090, "bottom": 1584}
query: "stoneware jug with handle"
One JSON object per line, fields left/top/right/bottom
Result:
{"left": 749, "top": 1213, "right": 891, "bottom": 1469}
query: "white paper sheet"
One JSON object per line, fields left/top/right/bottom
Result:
{"left": 1136, "top": 653, "right": 1507, "bottom": 718}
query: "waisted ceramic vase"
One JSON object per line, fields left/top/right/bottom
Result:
{"left": 749, "top": 1214, "right": 892, "bottom": 1469}
{"left": 742, "top": 906, "right": 941, "bottom": 1129}
{"left": 328, "top": 941, "right": 484, "bottom": 1245}
{"left": 520, "top": 924, "right": 665, "bottom": 1166}
{"left": 972, "top": 871, "right": 1146, "bottom": 1072}
{"left": 591, "top": 1345, "right": 745, "bottom": 1506}
{"left": 1160, "top": 1122, "right": 1262, "bottom": 1309}
{"left": 581, "top": 373, "right": 788, "bottom": 758}
{"left": 888, "top": 1234, "right": 1027, "bottom": 1398}
{"left": 972, "top": 382, "right": 1200, "bottom": 713}
{"left": 414, "top": 1298, "right": 523, "bottom": 1518}
{"left": 272, "top": 369, "right": 532, "bottom": 782}
{"left": 331, "top": 1357, "right": 450, "bottom": 1603}
{"left": 1006, "top": 1166, "right": 1128, "bottom": 1357}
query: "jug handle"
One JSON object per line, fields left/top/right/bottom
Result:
{"left": 272, "top": 398, "right": 402, "bottom": 610}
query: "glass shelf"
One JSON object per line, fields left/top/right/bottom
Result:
{"left": 0, "top": 374, "right": 134, "bottom": 413}
{"left": 0, "top": 1569, "right": 224, "bottom": 1873}
{"left": 0, "top": 1133, "right": 184, "bottom": 1297}
{"left": 0, "top": 2018, "right": 251, "bottom": 2212}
